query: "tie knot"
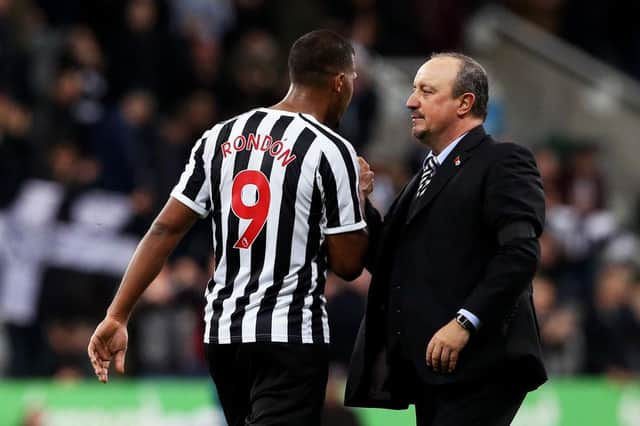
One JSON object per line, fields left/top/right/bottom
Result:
{"left": 424, "top": 155, "right": 438, "bottom": 172}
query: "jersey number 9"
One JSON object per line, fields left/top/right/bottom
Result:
{"left": 231, "top": 170, "right": 271, "bottom": 249}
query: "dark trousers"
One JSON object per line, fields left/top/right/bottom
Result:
{"left": 388, "top": 347, "right": 527, "bottom": 426}
{"left": 205, "top": 343, "right": 329, "bottom": 426}
{"left": 414, "top": 378, "right": 527, "bottom": 426}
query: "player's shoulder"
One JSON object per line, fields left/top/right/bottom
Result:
{"left": 208, "top": 111, "right": 250, "bottom": 134}
{"left": 199, "top": 110, "right": 257, "bottom": 145}
{"left": 296, "top": 113, "right": 356, "bottom": 154}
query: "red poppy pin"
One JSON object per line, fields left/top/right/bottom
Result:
{"left": 454, "top": 156, "right": 461, "bottom": 166}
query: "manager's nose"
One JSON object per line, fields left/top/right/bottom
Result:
{"left": 406, "top": 92, "right": 419, "bottom": 109}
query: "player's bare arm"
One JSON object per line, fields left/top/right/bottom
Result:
{"left": 326, "top": 230, "right": 368, "bottom": 281}
{"left": 88, "top": 198, "right": 198, "bottom": 383}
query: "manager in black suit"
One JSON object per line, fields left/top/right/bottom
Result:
{"left": 345, "top": 53, "right": 547, "bottom": 425}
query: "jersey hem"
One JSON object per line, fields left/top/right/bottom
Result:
{"left": 323, "top": 220, "right": 367, "bottom": 235}
{"left": 204, "top": 334, "right": 330, "bottom": 344}
{"left": 170, "top": 192, "right": 209, "bottom": 218}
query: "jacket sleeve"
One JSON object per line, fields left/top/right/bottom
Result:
{"left": 462, "top": 143, "right": 545, "bottom": 328}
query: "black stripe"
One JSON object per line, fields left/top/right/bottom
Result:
{"left": 209, "top": 111, "right": 267, "bottom": 341}
{"left": 182, "top": 137, "right": 207, "bottom": 200}
{"left": 207, "top": 120, "right": 237, "bottom": 295}
{"left": 299, "top": 114, "right": 362, "bottom": 222}
{"left": 319, "top": 153, "right": 340, "bottom": 227}
{"left": 228, "top": 115, "right": 294, "bottom": 340}
{"left": 287, "top": 177, "right": 324, "bottom": 342}
{"left": 310, "top": 248, "right": 327, "bottom": 343}
{"left": 255, "top": 127, "right": 317, "bottom": 339}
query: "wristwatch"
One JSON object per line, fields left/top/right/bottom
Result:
{"left": 455, "top": 313, "right": 476, "bottom": 333}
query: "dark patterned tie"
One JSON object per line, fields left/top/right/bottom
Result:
{"left": 416, "top": 155, "right": 438, "bottom": 198}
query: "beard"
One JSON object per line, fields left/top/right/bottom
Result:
{"left": 411, "top": 123, "right": 429, "bottom": 143}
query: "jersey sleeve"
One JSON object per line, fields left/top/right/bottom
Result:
{"left": 316, "top": 143, "right": 366, "bottom": 235}
{"left": 170, "top": 133, "right": 211, "bottom": 218}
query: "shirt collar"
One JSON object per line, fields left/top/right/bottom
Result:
{"left": 436, "top": 132, "right": 468, "bottom": 164}
{"left": 425, "top": 132, "right": 469, "bottom": 167}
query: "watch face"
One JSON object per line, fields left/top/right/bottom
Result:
{"left": 456, "top": 315, "right": 471, "bottom": 331}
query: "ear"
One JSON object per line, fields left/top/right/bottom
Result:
{"left": 333, "top": 73, "right": 345, "bottom": 93}
{"left": 457, "top": 92, "right": 475, "bottom": 117}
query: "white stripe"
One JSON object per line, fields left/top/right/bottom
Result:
{"left": 320, "top": 295, "right": 330, "bottom": 343}
{"left": 300, "top": 261, "right": 320, "bottom": 343}
{"left": 321, "top": 142, "right": 360, "bottom": 229}
{"left": 301, "top": 295, "right": 314, "bottom": 343}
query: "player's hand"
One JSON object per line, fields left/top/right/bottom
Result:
{"left": 88, "top": 316, "right": 128, "bottom": 383}
{"left": 426, "top": 319, "right": 470, "bottom": 373}
{"left": 358, "top": 156, "right": 374, "bottom": 202}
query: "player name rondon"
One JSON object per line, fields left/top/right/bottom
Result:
{"left": 221, "top": 133, "right": 296, "bottom": 167}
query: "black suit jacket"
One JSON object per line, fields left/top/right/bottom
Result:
{"left": 345, "top": 126, "right": 547, "bottom": 409}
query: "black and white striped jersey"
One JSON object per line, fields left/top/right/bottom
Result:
{"left": 171, "top": 108, "right": 366, "bottom": 344}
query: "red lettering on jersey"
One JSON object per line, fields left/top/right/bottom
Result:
{"left": 269, "top": 141, "right": 283, "bottom": 156}
{"left": 222, "top": 133, "right": 295, "bottom": 167}
{"left": 247, "top": 133, "right": 261, "bottom": 151}
{"left": 260, "top": 135, "right": 272, "bottom": 151}
{"left": 233, "top": 135, "right": 246, "bottom": 151}
{"left": 221, "top": 142, "right": 232, "bottom": 157}
{"left": 277, "top": 149, "right": 297, "bottom": 167}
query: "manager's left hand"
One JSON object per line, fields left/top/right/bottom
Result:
{"left": 426, "top": 319, "right": 470, "bottom": 373}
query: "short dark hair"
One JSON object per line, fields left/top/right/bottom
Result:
{"left": 431, "top": 52, "right": 489, "bottom": 119}
{"left": 288, "top": 30, "right": 355, "bottom": 87}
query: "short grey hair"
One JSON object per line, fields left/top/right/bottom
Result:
{"left": 430, "top": 52, "right": 489, "bottom": 119}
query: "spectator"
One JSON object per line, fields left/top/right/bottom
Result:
{"left": 90, "top": 90, "right": 156, "bottom": 194}
{"left": 0, "top": 95, "right": 35, "bottom": 206}
{"left": 533, "top": 274, "right": 584, "bottom": 376}
{"left": 584, "top": 263, "right": 640, "bottom": 377}
{"left": 133, "top": 258, "right": 208, "bottom": 376}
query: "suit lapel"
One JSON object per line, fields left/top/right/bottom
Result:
{"left": 406, "top": 126, "right": 487, "bottom": 224}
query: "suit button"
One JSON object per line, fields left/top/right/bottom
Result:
{"left": 395, "top": 331, "right": 401, "bottom": 335}
{"left": 396, "top": 309, "right": 401, "bottom": 313}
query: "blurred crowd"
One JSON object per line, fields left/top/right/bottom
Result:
{"left": 1, "top": 2, "right": 640, "bottom": 419}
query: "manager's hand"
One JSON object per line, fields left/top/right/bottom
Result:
{"left": 358, "top": 156, "right": 374, "bottom": 202}
{"left": 88, "top": 316, "right": 128, "bottom": 383}
{"left": 426, "top": 319, "right": 470, "bottom": 373}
